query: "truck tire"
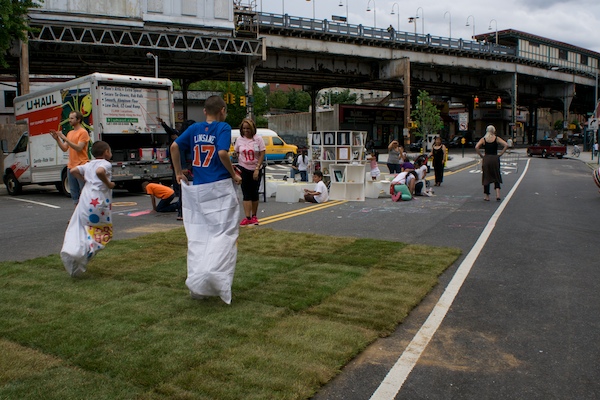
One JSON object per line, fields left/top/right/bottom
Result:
{"left": 5, "top": 171, "right": 22, "bottom": 196}
{"left": 56, "top": 169, "right": 71, "bottom": 197}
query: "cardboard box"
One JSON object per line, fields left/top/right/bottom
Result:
{"left": 139, "top": 148, "right": 154, "bottom": 161}
{"left": 127, "top": 149, "right": 140, "bottom": 161}
{"left": 156, "top": 148, "right": 167, "bottom": 161}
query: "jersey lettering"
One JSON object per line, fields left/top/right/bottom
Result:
{"left": 193, "top": 144, "right": 216, "bottom": 167}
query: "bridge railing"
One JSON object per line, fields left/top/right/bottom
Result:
{"left": 256, "top": 12, "right": 600, "bottom": 78}
{"left": 258, "top": 12, "right": 516, "bottom": 57}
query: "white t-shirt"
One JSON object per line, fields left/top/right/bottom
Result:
{"left": 76, "top": 159, "right": 112, "bottom": 191}
{"left": 314, "top": 180, "right": 329, "bottom": 203}
{"left": 416, "top": 165, "right": 427, "bottom": 180}
{"left": 391, "top": 171, "right": 414, "bottom": 186}
{"left": 296, "top": 154, "right": 309, "bottom": 171}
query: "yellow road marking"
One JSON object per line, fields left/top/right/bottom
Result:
{"left": 259, "top": 200, "right": 346, "bottom": 225}
{"left": 112, "top": 202, "right": 138, "bottom": 207}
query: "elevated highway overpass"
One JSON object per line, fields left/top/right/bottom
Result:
{"left": 4, "top": 4, "right": 598, "bottom": 128}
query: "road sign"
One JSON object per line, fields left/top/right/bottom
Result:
{"left": 458, "top": 112, "right": 468, "bottom": 131}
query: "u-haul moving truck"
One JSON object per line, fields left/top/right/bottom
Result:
{"left": 2, "top": 73, "right": 175, "bottom": 195}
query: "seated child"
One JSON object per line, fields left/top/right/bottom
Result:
{"left": 141, "top": 181, "right": 179, "bottom": 213}
{"left": 304, "top": 170, "right": 329, "bottom": 203}
{"left": 413, "top": 157, "right": 431, "bottom": 196}
{"left": 390, "top": 170, "right": 416, "bottom": 201}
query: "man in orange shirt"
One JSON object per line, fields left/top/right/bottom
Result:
{"left": 141, "top": 181, "right": 179, "bottom": 214}
{"left": 50, "top": 111, "right": 90, "bottom": 206}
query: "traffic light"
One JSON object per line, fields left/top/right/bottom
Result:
{"left": 474, "top": 96, "right": 479, "bottom": 109}
{"left": 224, "top": 92, "right": 235, "bottom": 104}
{"left": 496, "top": 96, "right": 502, "bottom": 109}
{"left": 240, "top": 95, "right": 246, "bottom": 107}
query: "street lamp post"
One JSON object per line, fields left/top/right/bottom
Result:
{"left": 146, "top": 52, "right": 158, "bottom": 78}
{"left": 408, "top": 17, "right": 417, "bottom": 34}
{"left": 444, "top": 11, "right": 451, "bottom": 38}
{"left": 595, "top": 69, "right": 599, "bottom": 118}
{"left": 466, "top": 15, "right": 475, "bottom": 39}
{"left": 391, "top": 3, "right": 400, "bottom": 31}
{"left": 488, "top": 19, "right": 498, "bottom": 44}
{"left": 416, "top": 7, "right": 424, "bottom": 35}
{"left": 338, "top": 0, "right": 349, "bottom": 22}
{"left": 366, "top": 0, "right": 376, "bottom": 27}
{"left": 306, "top": 0, "right": 315, "bottom": 20}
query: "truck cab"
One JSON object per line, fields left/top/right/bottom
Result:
{"left": 2, "top": 132, "right": 70, "bottom": 195}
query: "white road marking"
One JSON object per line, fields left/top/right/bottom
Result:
{"left": 6, "top": 197, "right": 61, "bottom": 209}
{"left": 370, "top": 159, "right": 531, "bottom": 400}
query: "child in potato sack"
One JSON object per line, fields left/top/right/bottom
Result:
{"left": 61, "top": 141, "right": 115, "bottom": 277}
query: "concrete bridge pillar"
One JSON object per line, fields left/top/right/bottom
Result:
{"left": 379, "top": 57, "right": 411, "bottom": 141}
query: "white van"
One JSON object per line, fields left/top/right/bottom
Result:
{"left": 230, "top": 128, "right": 297, "bottom": 164}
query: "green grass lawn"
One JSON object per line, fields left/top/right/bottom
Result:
{"left": 0, "top": 228, "right": 460, "bottom": 400}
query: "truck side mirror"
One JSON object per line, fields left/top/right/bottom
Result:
{"left": 1, "top": 139, "right": 8, "bottom": 153}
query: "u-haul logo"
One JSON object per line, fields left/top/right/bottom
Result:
{"left": 15, "top": 90, "right": 61, "bottom": 116}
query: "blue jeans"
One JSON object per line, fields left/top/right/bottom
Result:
{"left": 387, "top": 163, "right": 401, "bottom": 174}
{"left": 290, "top": 168, "right": 308, "bottom": 181}
{"left": 156, "top": 194, "right": 178, "bottom": 212}
{"left": 68, "top": 169, "right": 85, "bottom": 204}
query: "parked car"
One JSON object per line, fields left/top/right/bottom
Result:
{"left": 447, "top": 136, "right": 475, "bottom": 148}
{"left": 230, "top": 128, "right": 298, "bottom": 164}
{"left": 526, "top": 139, "right": 566, "bottom": 158}
{"left": 408, "top": 139, "right": 424, "bottom": 152}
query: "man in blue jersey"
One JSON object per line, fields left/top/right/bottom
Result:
{"left": 170, "top": 95, "right": 242, "bottom": 304}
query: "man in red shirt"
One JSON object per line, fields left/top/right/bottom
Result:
{"left": 141, "top": 181, "right": 179, "bottom": 214}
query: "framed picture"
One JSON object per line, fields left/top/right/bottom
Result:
{"left": 334, "top": 170, "right": 344, "bottom": 182}
{"left": 337, "top": 147, "right": 350, "bottom": 160}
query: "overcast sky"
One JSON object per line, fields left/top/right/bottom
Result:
{"left": 256, "top": 0, "right": 600, "bottom": 54}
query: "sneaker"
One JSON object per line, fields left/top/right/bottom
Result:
{"left": 250, "top": 215, "right": 259, "bottom": 225}
{"left": 240, "top": 218, "right": 252, "bottom": 226}
{"left": 190, "top": 291, "right": 208, "bottom": 300}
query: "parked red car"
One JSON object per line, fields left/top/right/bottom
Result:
{"left": 527, "top": 139, "right": 566, "bottom": 159}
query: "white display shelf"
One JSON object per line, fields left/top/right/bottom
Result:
{"left": 308, "top": 131, "right": 367, "bottom": 201}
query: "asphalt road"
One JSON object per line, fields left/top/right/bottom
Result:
{"left": 1, "top": 155, "right": 599, "bottom": 399}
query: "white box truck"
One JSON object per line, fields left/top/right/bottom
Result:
{"left": 2, "top": 73, "right": 175, "bottom": 195}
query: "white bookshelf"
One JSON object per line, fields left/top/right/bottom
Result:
{"left": 308, "top": 131, "right": 367, "bottom": 201}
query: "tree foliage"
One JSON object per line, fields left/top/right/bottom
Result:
{"left": 411, "top": 90, "right": 444, "bottom": 138}
{"left": 0, "top": 0, "right": 42, "bottom": 68}
{"left": 287, "top": 88, "right": 311, "bottom": 112}
{"left": 267, "top": 90, "right": 289, "bottom": 110}
{"left": 326, "top": 89, "right": 358, "bottom": 105}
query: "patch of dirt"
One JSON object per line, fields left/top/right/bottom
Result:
{"left": 419, "top": 327, "right": 524, "bottom": 373}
